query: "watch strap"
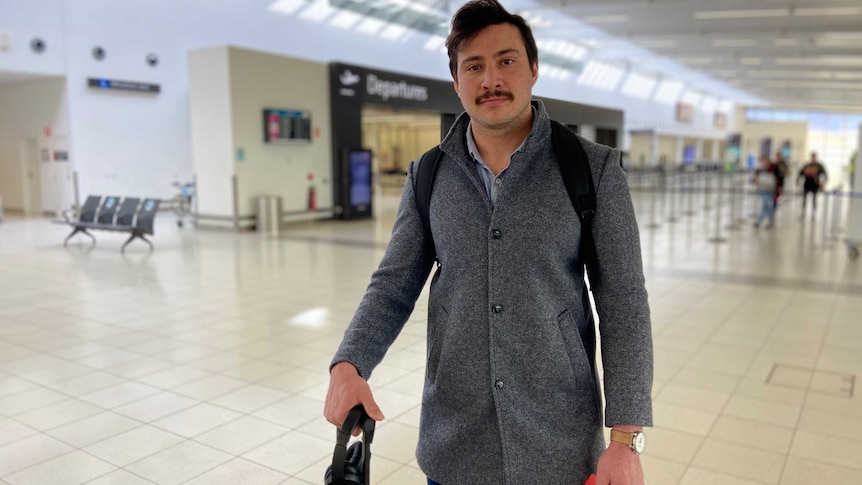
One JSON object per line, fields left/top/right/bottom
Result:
{"left": 610, "top": 429, "right": 634, "bottom": 447}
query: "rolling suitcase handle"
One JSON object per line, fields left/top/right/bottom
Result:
{"left": 324, "top": 405, "right": 376, "bottom": 485}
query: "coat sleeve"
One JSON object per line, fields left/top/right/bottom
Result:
{"left": 330, "top": 160, "right": 436, "bottom": 379}
{"left": 588, "top": 147, "right": 654, "bottom": 428}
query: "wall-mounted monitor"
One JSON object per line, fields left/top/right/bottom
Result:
{"left": 263, "top": 109, "right": 311, "bottom": 144}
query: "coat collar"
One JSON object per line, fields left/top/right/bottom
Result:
{"left": 439, "top": 99, "right": 552, "bottom": 162}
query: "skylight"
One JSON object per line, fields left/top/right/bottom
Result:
{"left": 653, "top": 79, "right": 684, "bottom": 104}
{"left": 620, "top": 72, "right": 658, "bottom": 99}
{"left": 576, "top": 60, "right": 625, "bottom": 91}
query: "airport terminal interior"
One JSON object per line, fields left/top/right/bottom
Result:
{"left": 2, "top": 0, "right": 862, "bottom": 484}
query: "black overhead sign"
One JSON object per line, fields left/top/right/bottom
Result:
{"left": 87, "top": 78, "right": 160, "bottom": 93}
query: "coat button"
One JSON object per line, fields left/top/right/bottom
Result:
{"left": 491, "top": 229, "right": 502, "bottom": 239}
{"left": 492, "top": 304, "right": 503, "bottom": 313}
{"left": 495, "top": 380, "right": 504, "bottom": 389}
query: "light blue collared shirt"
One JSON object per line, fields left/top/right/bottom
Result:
{"left": 465, "top": 116, "right": 532, "bottom": 208}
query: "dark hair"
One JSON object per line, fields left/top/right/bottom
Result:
{"left": 445, "top": 0, "right": 538, "bottom": 79}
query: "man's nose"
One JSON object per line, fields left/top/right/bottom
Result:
{"left": 480, "top": 65, "right": 502, "bottom": 89}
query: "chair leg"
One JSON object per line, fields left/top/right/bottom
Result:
{"left": 63, "top": 228, "right": 81, "bottom": 246}
{"left": 120, "top": 232, "right": 154, "bottom": 253}
{"left": 140, "top": 235, "right": 154, "bottom": 251}
{"left": 120, "top": 233, "right": 137, "bottom": 253}
{"left": 64, "top": 227, "right": 96, "bottom": 247}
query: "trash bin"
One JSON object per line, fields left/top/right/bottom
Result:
{"left": 257, "top": 195, "right": 282, "bottom": 235}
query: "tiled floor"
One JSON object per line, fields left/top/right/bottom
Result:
{"left": 1, "top": 172, "right": 861, "bottom": 484}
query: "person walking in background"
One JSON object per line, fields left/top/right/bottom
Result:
{"left": 797, "top": 152, "right": 828, "bottom": 218}
{"left": 324, "top": 1, "right": 653, "bottom": 484}
{"left": 754, "top": 155, "right": 778, "bottom": 229}
{"left": 773, "top": 150, "right": 788, "bottom": 211}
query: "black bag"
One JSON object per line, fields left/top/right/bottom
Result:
{"left": 324, "top": 405, "right": 376, "bottom": 485}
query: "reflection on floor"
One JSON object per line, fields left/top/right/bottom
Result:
{"left": 1, "top": 172, "right": 861, "bottom": 484}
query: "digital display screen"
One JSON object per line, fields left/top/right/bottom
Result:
{"left": 263, "top": 109, "right": 312, "bottom": 143}
{"left": 349, "top": 150, "right": 372, "bottom": 208}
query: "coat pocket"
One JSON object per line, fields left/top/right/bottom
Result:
{"left": 426, "top": 304, "right": 448, "bottom": 383}
{"left": 556, "top": 308, "right": 595, "bottom": 393}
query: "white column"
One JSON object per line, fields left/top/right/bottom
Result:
{"left": 650, "top": 132, "right": 659, "bottom": 167}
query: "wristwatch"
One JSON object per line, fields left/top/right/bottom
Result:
{"left": 610, "top": 429, "right": 646, "bottom": 454}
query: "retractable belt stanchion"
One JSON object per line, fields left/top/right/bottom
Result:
{"left": 645, "top": 169, "right": 661, "bottom": 230}
{"left": 831, "top": 189, "right": 844, "bottom": 241}
{"left": 667, "top": 169, "right": 679, "bottom": 223}
{"left": 726, "top": 171, "right": 741, "bottom": 231}
{"left": 822, "top": 190, "right": 834, "bottom": 247}
{"left": 709, "top": 171, "right": 727, "bottom": 243}
{"left": 704, "top": 169, "right": 713, "bottom": 211}
{"left": 685, "top": 171, "right": 696, "bottom": 217}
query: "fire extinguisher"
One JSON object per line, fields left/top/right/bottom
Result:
{"left": 307, "top": 173, "right": 316, "bottom": 211}
{"left": 308, "top": 185, "right": 316, "bottom": 211}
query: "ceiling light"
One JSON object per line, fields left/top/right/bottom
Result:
{"left": 747, "top": 70, "right": 829, "bottom": 79}
{"left": 776, "top": 56, "right": 862, "bottom": 66}
{"left": 298, "top": 0, "right": 335, "bottom": 22}
{"left": 653, "top": 79, "right": 684, "bottom": 104}
{"left": 637, "top": 39, "right": 677, "bottom": 49}
{"left": 694, "top": 9, "right": 789, "bottom": 20}
{"left": 774, "top": 38, "right": 799, "bottom": 47}
{"left": 676, "top": 57, "right": 712, "bottom": 65}
{"left": 423, "top": 35, "right": 445, "bottom": 51}
{"left": 793, "top": 7, "right": 862, "bottom": 16}
{"left": 329, "top": 10, "right": 362, "bottom": 30}
{"left": 268, "top": 0, "right": 306, "bottom": 15}
{"left": 583, "top": 15, "right": 629, "bottom": 24}
{"left": 621, "top": 72, "right": 658, "bottom": 99}
{"left": 709, "top": 69, "right": 737, "bottom": 77}
{"left": 712, "top": 38, "right": 756, "bottom": 47}
{"left": 355, "top": 16, "right": 385, "bottom": 35}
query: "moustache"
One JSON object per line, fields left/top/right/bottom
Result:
{"left": 476, "top": 90, "right": 514, "bottom": 104}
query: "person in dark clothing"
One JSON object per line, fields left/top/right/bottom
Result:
{"left": 797, "top": 152, "right": 827, "bottom": 218}
{"left": 773, "top": 151, "right": 787, "bottom": 210}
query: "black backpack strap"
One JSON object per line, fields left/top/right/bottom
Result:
{"left": 415, "top": 146, "right": 444, "bottom": 253}
{"left": 550, "top": 120, "right": 597, "bottom": 285}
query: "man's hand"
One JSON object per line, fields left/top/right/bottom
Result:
{"left": 324, "top": 361, "right": 385, "bottom": 436}
{"left": 595, "top": 442, "right": 643, "bottom": 485}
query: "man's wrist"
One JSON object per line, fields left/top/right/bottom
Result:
{"left": 331, "top": 361, "right": 359, "bottom": 376}
{"left": 611, "top": 424, "right": 642, "bottom": 433}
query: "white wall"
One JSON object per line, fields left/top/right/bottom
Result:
{"left": 0, "top": 78, "right": 71, "bottom": 212}
{"left": 188, "top": 46, "right": 234, "bottom": 221}
{"left": 63, "top": 32, "right": 193, "bottom": 200}
{"left": 228, "top": 47, "right": 331, "bottom": 218}
{"left": 0, "top": 0, "right": 66, "bottom": 77}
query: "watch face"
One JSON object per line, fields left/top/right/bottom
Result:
{"left": 633, "top": 432, "right": 646, "bottom": 453}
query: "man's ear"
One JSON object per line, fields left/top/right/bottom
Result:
{"left": 531, "top": 61, "right": 539, "bottom": 83}
{"left": 452, "top": 73, "right": 460, "bottom": 96}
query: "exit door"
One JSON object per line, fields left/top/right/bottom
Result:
{"left": 20, "top": 138, "right": 41, "bottom": 216}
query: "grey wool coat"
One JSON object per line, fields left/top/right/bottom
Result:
{"left": 332, "top": 100, "right": 653, "bottom": 485}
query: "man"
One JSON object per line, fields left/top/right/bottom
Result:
{"left": 797, "top": 152, "right": 828, "bottom": 218}
{"left": 324, "top": 1, "right": 653, "bottom": 484}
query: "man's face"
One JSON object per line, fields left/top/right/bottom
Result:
{"left": 452, "top": 23, "right": 538, "bottom": 133}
